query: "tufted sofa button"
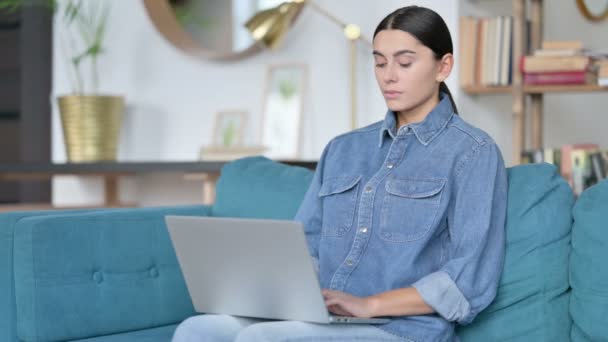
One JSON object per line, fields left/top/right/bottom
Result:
{"left": 92, "top": 271, "right": 103, "bottom": 284}
{"left": 149, "top": 267, "right": 159, "bottom": 278}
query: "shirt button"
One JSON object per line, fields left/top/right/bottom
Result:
{"left": 387, "top": 164, "right": 394, "bottom": 169}
{"left": 346, "top": 259, "right": 353, "bottom": 266}
{"left": 364, "top": 186, "right": 372, "bottom": 192}
{"left": 360, "top": 227, "right": 368, "bottom": 233}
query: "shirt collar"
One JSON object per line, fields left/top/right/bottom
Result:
{"left": 378, "top": 92, "right": 454, "bottom": 148}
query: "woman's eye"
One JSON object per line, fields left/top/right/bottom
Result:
{"left": 400, "top": 63, "right": 412, "bottom": 68}
{"left": 375, "top": 63, "right": 386, "bottom": 68}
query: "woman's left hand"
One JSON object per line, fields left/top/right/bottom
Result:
{"left": 322, "top": 289, "right": 376, "bottom": 318}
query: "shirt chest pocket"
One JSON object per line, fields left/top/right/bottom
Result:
{"left": 379, "top": 178, "right": 446, "bottom": 243}
{"left": 318, "top": 176, "right": 361, "bottom": 237}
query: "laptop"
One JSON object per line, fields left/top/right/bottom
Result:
{"left": 165, "top": 215, "right": 390, "bottom": 325}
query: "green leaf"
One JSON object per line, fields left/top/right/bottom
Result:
{"left": 0, "top": 0, "right": 24, "bottom": 13}
{"left": 0, "top": 0, "right": 56, "bottom": 13}
{"left": 92, "top": 2, "right": 109, "bottom": 54}
{"left": 63, "top": 0, "right": 82, "bottom": 25}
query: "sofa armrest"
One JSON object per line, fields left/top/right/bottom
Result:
{"left": 2, "top": 208, "right": 110, "bottom": 342}
{"left": 12, "top": 205, "right": 210, "bottom": 342}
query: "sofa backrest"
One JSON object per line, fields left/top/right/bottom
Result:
{"left": 212, "top": 156, "right": 314, "bottom": 219}
{"left": 10, "top": 205, "right": 209, "bottom": 342}
{"left": 570, "top": 179, "right": 608, "bottom": 341}
{"left": 457, "top": 163, "right": 574, "bottom": 341}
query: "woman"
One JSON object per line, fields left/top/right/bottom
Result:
{"left": 173, "top": 5, "right": 507, "bottom": 342}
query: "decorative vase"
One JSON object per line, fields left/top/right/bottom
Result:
{"left": 58, "top": 95, "right": 124, "bottom": 162}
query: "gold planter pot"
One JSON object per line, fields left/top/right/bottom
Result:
{"left": 58, "top": 95, "right": 125, "bottom": 162}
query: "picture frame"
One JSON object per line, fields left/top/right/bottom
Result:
{"left": 260, "top": 63, "right": 307, "bottom": 159}
{"left": 211, "top": 111, "right": 247, "bottom": 148}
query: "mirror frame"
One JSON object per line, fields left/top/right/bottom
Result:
{"left": 143, "top": 0, "right": 262, "bottom": 61}
{"left": 576, "top": 0, "right": 608, "bottom": 22}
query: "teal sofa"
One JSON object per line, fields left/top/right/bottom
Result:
{"left": 1, "top": 157, "right": 606, "bottom": 341}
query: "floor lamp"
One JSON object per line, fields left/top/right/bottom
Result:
{"left": 245, "top": 0, "right": 372, "bottom": 130}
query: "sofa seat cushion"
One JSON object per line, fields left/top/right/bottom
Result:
{"left": 13, "top": 206, "right": 208, "bottom": 342}
{"left": 457, "top": 163, "right": 574, "bottom": 341}
{"left": 212, "top": 157, "right": 314, "bottom": 219}
{"left": 570, "top": 179, "right": 608, "bottom": 341}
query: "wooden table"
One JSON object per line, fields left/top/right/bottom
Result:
{"left": 0, "top": 161, "right": 317, "bottom": 207}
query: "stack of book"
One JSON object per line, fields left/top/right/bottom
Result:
{"left": 522, "top": 41, "right": 596, "bottom": 86}
{"left": 459, "top": 16, "right": 513, "bottom": 87}
{"left": 521, "top": 144, "right": 607, "bottom": 196}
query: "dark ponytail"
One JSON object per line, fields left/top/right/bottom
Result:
{"left": 374, "top": 6, "right": 458, "bottom": 114}
{"left": 439, "top": 82, "right": 458, "bottom": 114}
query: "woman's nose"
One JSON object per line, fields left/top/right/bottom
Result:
{"left": 383, "top": 64, "right": 398, "bottom": 83}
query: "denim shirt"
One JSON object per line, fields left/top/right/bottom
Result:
{"left": 294, "top": 93, "right": 508, "bottom": 342}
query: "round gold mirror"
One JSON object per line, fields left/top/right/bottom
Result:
{"left": 143, "top": 0, "right": 302, "bottom": 61}
{"left": 576, "top": 0, "right": 608, "bottom": 22}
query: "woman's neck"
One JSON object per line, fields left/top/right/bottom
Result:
{"left": 396, "top": 91, "right": 440, "bottom": 128}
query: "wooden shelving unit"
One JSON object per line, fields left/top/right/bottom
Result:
{"left": 523, "top": 84, "right": 608, "bottom": 94}
{"left": 462, "top": 0, "right": 608, "bottom": 164}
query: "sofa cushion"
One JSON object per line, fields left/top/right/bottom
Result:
{"left": 457, "top": 163, "right": 574, "bottom": 341}
{"left": 570, "top": 179, "right": 608, "bottom": 341}
{"left": 212, "top": 156, "right": 314, "bottom": 219}
{"left": 13, "top": 205, "right": 209, "bottom": 342}
{"left": 73, "top": 324, "right": 178, "bottom": 342}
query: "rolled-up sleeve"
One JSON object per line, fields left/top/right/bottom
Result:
{"left": 412, "top": 141, "right": 508, "bottom": 325}
{"left": 294, "top": 142, "right": 332, "bottom": 262}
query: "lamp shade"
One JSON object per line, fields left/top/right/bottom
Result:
{"left": 245, "top": 0, "right": 305, "bottom": 49}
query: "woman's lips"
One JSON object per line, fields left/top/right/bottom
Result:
{"left": 383, "top": 91, "right": 402, "bottom": 99}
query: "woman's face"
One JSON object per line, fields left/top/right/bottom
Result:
{"left": 373, "top": 29, "right": 449, "bottom": 115}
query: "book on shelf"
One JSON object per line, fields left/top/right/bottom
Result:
{"left": 521, "top": 148, "right": 561, "bottom": 172}
{"left": 561, "top": 144, "right": 599, "bottom": 194}
{"left": 523, "top": 70, "right": 597, "bottom": 85}
{"left": 521, "top": 144, "right": 606, "bottom": 196}
{"left": 535, "top": 41, "right": 585, "bottom": 57}
{"left": 590, "top": 151, "right": 607, "bottom": 182}
{"left": 521, "top": 55, "right": 590, "bottom": 73}
{"left": 597, "top": 60, "right": 608, "bottom": 86}
{"left": 533, "top": 49, "right": 583, "bottom": 57}
{"left": 459, "top": 16, "right": 513, "bottom": 88}
{"left": 541, "top": 41, "right": 584, "bottom": 50}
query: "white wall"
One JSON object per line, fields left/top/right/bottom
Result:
{"left": 51, "top": 0, "right": 608, "bottom": 205}
{"left": 51, "top": 0, "right": 459, "bottom": 206}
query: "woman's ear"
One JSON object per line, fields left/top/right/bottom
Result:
{"left": 436, "top": 53, "right": 454, "bottom": 83}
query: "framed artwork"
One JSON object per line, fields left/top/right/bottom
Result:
{"left": 261, "top": 63, "right": 307, "bottom": 159}
{"left": 212, "top": 111, "right": 247, "bottom": 148}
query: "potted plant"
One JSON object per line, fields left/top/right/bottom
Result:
{"left": 0, "top": 0, "right": 124, "bottom": 162}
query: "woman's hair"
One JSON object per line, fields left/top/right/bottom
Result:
{"left": 373, "top": 6, "right": 458, "bottom": 114}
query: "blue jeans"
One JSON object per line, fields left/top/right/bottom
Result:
{"left": 172, "top": 314, "right": 406, "bottom": 342}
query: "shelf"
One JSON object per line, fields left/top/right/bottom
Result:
{"left": 524, "top": 84, "right": 608, "bottom": 94}
{"left": 463, "top": 84, "right": 608, "bottom": 95}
